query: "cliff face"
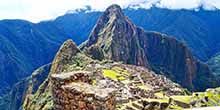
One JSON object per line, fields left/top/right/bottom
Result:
{"left": 81, "top": 4, "right": 218, "bottom": 91}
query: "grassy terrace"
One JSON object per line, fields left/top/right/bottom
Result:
{"left": 171, "top": 96, "right": 192, "bottom": 104}
{"left": 102, "top": 66, "right": 129, "bottom": 81}
{"left": 103, "top": 69, "right": 125, "bottom": 81}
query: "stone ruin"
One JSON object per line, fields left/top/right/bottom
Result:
{"left": 51, "top": 71, "right": 116, "bottom": 110}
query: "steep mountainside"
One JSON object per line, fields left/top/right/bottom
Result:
{"left": 124, "top": 8, "right": 220, "bottom": 61}
{"left": 81, "top": 5, "right": 218, "bottom": 91}
{"left": 0, "top": 20, "right": 69, "bottom": 96}
{"left": 207, "top": 53, "right": 220, "bottom": 76}
{"left": 0, "top": 64, "right": 50, "bottom": 110}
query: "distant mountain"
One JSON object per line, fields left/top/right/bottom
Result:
{"left": 1, "top": 6, "right": 220, "bottom": 97}
{"left": 53, "top": 11, "right": 101, "bottom": 44}
{"left": 81, "top": 5, "right": 218, "bottom": 91}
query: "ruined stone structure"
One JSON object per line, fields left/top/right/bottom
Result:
{"left": 51, "top": 71, "right": 116, "bottom": 110}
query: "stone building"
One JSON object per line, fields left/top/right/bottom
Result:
{"left": 51, "top": 71, "right": 116, "bottom": 110}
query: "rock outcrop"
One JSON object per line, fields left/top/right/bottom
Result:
{"left": 81, "top": 4, "right": 218, "bottom": 91}
{"left": 50, "top": 39, "right": 80, "bottom": 74}
{"left": 23, "top": 40, "right": 82, "bottom": 110}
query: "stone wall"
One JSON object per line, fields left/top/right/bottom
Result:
{"left": 51, "top": 71, "right": 116, "bottom": 110}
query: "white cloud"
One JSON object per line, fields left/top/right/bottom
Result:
{"left": 156, "top": 0, "right": 200, "bottom": 9}
{"left": 0, "top": 0, "right": 219, "bottom": 23}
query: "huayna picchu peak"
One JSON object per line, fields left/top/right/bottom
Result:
{"left": 1, "top": 4, "right": 220, "bottom": 110}
{"left": 81, "top": 4, "right": 150, "bottom": 68}
{"left": 81, "top": 4, "right": 219, "bottom": 91}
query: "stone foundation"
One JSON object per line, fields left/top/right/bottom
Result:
{"left": 51, "top": 71, "right": 116, "bottom": 110}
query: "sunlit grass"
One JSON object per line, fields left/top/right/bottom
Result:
{"left": 144, "top": 98, "right": 168, "bottom": 103}
{"left": 103, "top": 69, "right": 125, "bottom": 81}
{"left": 171, "top": 96, "right": 192, "bottom": 104}
{"left": 155, "top": 92, "right": 167, "bottom": 99}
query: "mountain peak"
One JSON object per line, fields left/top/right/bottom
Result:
{"left": 50, "top": 39, "right": 80, "bottom": 74}
{"left": 81, "top": 4, "right": 130, "bottom": 48}
{"left": 104, "top": 4, "right": 123, "bottom": 18}
{"left": 81, "top": 4, "right": 149, "bottom": 67}
{"left": 107, "top": 4, "right": 121, "bottom": 10}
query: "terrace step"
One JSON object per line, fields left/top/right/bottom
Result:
{"left": 132, "top": 102, "right": 143, "bottom": 109}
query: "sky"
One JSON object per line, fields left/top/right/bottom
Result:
{"left": 0, "top": 0, "right": 220, "bottom": 23}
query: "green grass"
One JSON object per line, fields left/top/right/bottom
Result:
{"left": 155, "top": 92, "right": 166, "bottom": 98}
{"left": 171, "top": 96, "right": 192, "bottom": 104}
{"left": 103, "top": 69, "right": 125, "bottom": 81}
{"left": 102, "top": 66, "right": 130, "bottom": 81}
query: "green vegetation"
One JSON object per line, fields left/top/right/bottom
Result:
{"left": 103, "top": 69, "right": 125, "bottom": 81}
{"left": 207, "top": 54, "right": 220, "bottom": 76}
{"left": 155, "top": 92, "right": 166, "bottom": 98}
{"left": 64, "top": 53, "right": 93, "bottom": 72}
{"left": 23, "top": 79, "right": 53, "bottom": 110}
{"left": 171, "top": 96, "right": 192, "bottom": 104}
{"left": 102, "top": 66, "right": 129, "bottom": 81}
